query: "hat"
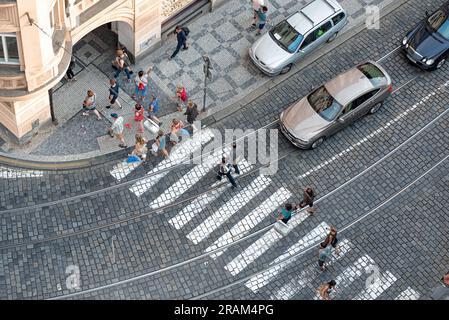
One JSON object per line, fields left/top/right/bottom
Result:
{"left": 111, "top": 113, "right": 119, "bottom": 118}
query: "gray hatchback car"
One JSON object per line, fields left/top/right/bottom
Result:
{"left": 249, "top": 0, "right": 347, "bottom": 76}
{"left": 280, "top": 61, "right": 393, "bottom": 149}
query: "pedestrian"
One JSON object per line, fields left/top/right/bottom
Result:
{"left": 169, "top": 26, "right": 188, "bottom": 60}
{"left": 276, "top": 203, "right": 296, "bottom": 224}
{"left": 134, "top": 103, "right": 145, "bottom": 134}
{"left": 153, "top": 130, "right": 169, "bottom": 158}
{"left": 256, "top": 6, "right": 269, "bottom": 35}
{"left": 217, "top": 156, "right": 238, "bottom": 189}
{"left": 131, "top": 134, "right": 148, "bottom": 161}
{"left": 252, "top": 0, "right": 265, "bottom": 27}
{"left": 113, "top": 49, "right": 132, "bottom": 82}
{"left": 109, "top": 113, "right": 127, "bottom": 148}
{"left": 231, "top": 142, "right": 241, "bottom": 174}
{"left": 148, "top": 95, "right": 162, "bottom": 125}
{"left": 443, "top": 272, "right": 449, "bottom": 286}
{"left": 317, "top": 280, "right": 337, "bottom": 300}
{"left": 318, "top": 245, "right": 333, "bottom": 271}
{"left": 82, "top": 90, "right": 102, "bottom": 120}
{"left": 298, "top": 187, "right": 316, "bottom": 215}
{"left": 173, "top": 85, "right": 188, "bottom": 112}
{"left": 66, "top": 58, "right": 76, "bottom": 81}
{"left": 170, "top": 119, "right": 184, "bottom": 145}
{"left": 320, "top": 226, "right": 340, "bottom": 254}
{"left": 184, "top": 100, "right": 199, "bottom": 132}
{"left": 132, "top": 67, "right": 152, "bottom": 101}
{"left": 106, "top": 78, "right": 122, "bottom": 109}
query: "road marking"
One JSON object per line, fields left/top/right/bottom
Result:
{"left": 395, "top": 287, "right": 420, "bottom": 300}
{"left": 110, "top": 161, "right": 142, "bottom": 181}
{"left": 149, "top": 147, "right": 231, "bottom": 209}
{"left": 205, "top": 187, "right": 292, "bottom": 259}
{"left": 224, "top": 208, "right": 311, "bottom": 276}
{"left": 353, "top": 271, "right": 397, "bottom": 300}
{"left": 376, "top": 45, "right": 401, "bottom": 62}
{"left": 314, "top": 255, "right": 376, "bottom": 300}
{"left": 270, "top": 239, "right": 351, "bottom": 300}
{"left": 168, "top": 160, "right": 252, "bottom": 230}
{"left": 245, "top": 222, "right": 329, "bottom": 293}
{"left": 129, "top": 129, "right": 214, "bottom": 197}
{"left": 297, "top": 80, "right": 449, "bottom": 180}
{"left": 186, "top": 175, "right": 271, "bottom": 245}
{"left": 0, "top": 167, "right": 44, "bottom": 179}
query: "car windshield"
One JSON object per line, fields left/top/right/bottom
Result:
{"left": 307, "top": 86, "right": 343, "bottom": 122}
{"left": 427, "top": 9, "right": 449, "bottom": 40}
{"left": 270, "top": 20, "right": 304, "bottom": 53}
{"left": 357, "top": 63, "right": 387, "bottom": 86}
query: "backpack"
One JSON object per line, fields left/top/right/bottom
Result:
{"left": 123, "top": 53, "right": 132, "bottom": 67}
{"left": 182, "top": 27, "right": 190, "bottom": 36}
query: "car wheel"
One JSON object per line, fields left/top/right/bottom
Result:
{"left": 435, "top": 57, "right": 446, "bottom": 70}
{"left": 310, "top": 137, "right": 325, "bottom": 149}
{"left": 327, "top": 32, "right": 338, "bottom": 43}
{"left": 369, "top": 102, "right": 383, "bottom": 114}
{"left": 280, "top": 64, "right": 293, "bottom": 74}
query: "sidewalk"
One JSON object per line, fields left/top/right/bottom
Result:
{"left": 0, "top": 0, "right": 395, "bottom": 160}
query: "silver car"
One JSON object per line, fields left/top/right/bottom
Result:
{"left": 249, "top": 0, "right": 347, "bottom": 76}
{"left": 280, "top": 61, "right": 393, "bottom": 149}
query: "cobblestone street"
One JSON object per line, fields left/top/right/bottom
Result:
{"left": 0, "top": 0, "right": 448, "bottom": 302}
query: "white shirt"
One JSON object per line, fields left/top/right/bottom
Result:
{"left": 253, "top": 0, "right": 265, "bottom": 10}
{"left": 111, "top": 116, "right": 124, "bottom": 134}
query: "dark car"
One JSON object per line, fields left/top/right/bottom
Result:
{"left": 402, "top": 3, "right": 449, "bottom": 70}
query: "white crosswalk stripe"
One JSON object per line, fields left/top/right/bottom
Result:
{"left": 224, "top": 208, "right": 311, "bottom": 276}
{"left": 149, "top": 147, "right": 231, "bottom": 209}
{"left": 110, "top": 161, "right": 142, "bottom": 181}
{"left": 186, "top": 175, "right": 272, "bottom": 245}
{"left": 270, "top": 239, "right": 352, "bottom": 300}
{"left": 353, "top": 271, "right": 397, "bottom": 300}
{"left": 395, "top": 287, "right": 420, "bottom": 300}
{"left": 168, "top": 160, "right": 252, "bottom": 230}
{"left": 245, "top": 222, "right": 329, "bottom": 293}
{"left": 205, "top": 187, "right": 292, "bottom": 259}
{"left": 129, "top": 129, "right": 214, "bottom": 197}
{"left": 314, "top": 255, "right": 376, "bottom": 300}
{"left": 0, "top": 167, "right": 43, "bottom": 178}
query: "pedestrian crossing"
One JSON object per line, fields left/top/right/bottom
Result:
{"left": 105, "top": 130, "right": 419, "bottom": 300}
{"left": 0, "top": 166, "right": 44, "bottom": 179}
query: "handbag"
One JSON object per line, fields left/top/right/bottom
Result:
{"left": 138, "top": 82, "right": 145, "bottom": 90}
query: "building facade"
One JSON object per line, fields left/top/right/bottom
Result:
{"left": 0, "top": 0, "right": 223, "bottom": 143}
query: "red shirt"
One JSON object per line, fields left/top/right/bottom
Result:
{"left": 135, "top": 108, "right": 144, "bottom": 121}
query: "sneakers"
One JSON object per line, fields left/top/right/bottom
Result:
{"left": 82, "top": 112, "right": 89, "bottom": 116}
{"left": 119, "top": 144, "right": 128, "bottom": 149}
{"left": 105, "top": 105, "right": 111, "bottom": 109}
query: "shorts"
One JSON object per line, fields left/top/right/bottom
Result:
{"left": 134, "top": 84, "right": 148, "bottom": 96}
{"left": 258, "top": 23, "right": 266, "bottom": 30}
{"left": 114, "top": 132, "right": 124, "bottom": 140}
{"left": 281, "top": 217, "right": 290, "bottom": 224}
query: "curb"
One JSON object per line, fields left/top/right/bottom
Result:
{"left": 0, "top": 0, "right": 409, "bottom": 170}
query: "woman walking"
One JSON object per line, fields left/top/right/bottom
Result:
{"left": 174, "top": 85, "right": 188, "bottom": 112}
{"left": 276, "top": 203, "right": 296, "bottom": 224}
{"left": 82, "top": 90, "right": 101, "bottom": 120}
{"left": 134, "top": 103, "right": 145, "bottom": 134}
{"left": 132, "top": 134, "right": 148, "bottom": 161}
{"left": 320, "top": 226, "right": 340, "bottom": 254}
{"left": 317, "top": 280, "right": 337, "bottom": 300}
{"left": 153, "top": 130, "right": 169, "bottom": 158}
{"left": 170, "top": 119, "right": 184, "bottom": 145}
{"left": 184, "top": 100, "right": 199, "bottom": 132}
{"left": 298, "top": 187, "right": 316, "bottom": 215}
{"left": 132, "top": 67, "right": 152, "bottom": 101}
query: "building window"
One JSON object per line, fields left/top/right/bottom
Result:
{"left": 0, "top": 34, "right": 20, "bottom": 65}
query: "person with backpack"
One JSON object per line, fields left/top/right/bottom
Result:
{"left": 113, "top": 49, "right": 132, "bottom": 82}
{"left": 169, "top": 26, "right": 189, "bottom": 60}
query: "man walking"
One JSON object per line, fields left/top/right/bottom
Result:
{"left": 106, "top": 79, "right": 122, "bottom": 109}
{"left": 218, "top": 157, "right": 238, "bottom": 189}
{"left": 256, "top": 6, "right": 269, "bottom": 35}
{"left": 298, "top": 187, "right": 316, "bottom": 215}
{"left": 109, "top": 113, "right": 127, "bottom": 148}
{"left": 169, "top": 26, "right": 188, "bottom": 60}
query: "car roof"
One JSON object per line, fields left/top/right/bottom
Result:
{"left": 287, "top": 0, "right": 343, "bottom": 34}
{"left": 324, "top": 67, "right": 375, "bottom": 105}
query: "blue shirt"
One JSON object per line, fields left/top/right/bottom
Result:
{"left": 319, "top": 246, "right": 332, "bottom": 261}
{"left": 281, "top": 208, "right": 292, "bottom": 220}
{"left": 258, "top": 10, "right": 267, "bottom": 22}
{"left": 150, "top": 98, "right": 159, "bottom": 113}
{"left": 177, "top": 30, "right": 187, "bottom": 44}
